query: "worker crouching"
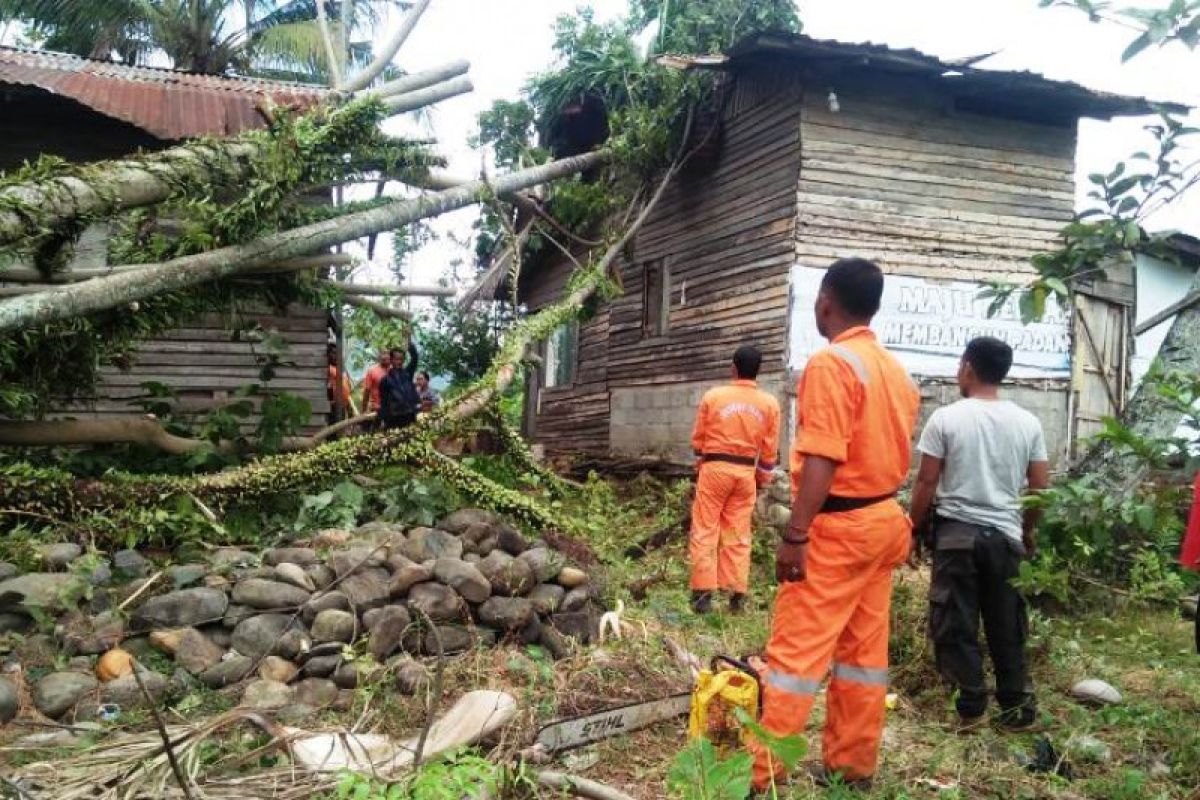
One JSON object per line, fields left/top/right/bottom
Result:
{"left": 688, "top": 345, "right": 781, "bottom": 615}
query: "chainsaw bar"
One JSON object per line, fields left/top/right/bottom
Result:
{"left": 536, "top": 693, "right": 692, "bottom": 753}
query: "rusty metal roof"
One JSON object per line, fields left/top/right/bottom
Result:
{"left": 0, "top": 46, "right": 331, "bottom": 140}
{"left": 723, "top": 34, "right": 1187, "bottom": 122}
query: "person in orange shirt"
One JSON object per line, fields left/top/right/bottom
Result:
{"left": 688, "top": 345, "right": 781, "bottom": 615}
{"left": 750, "top": 258, "right": 919, "bottom": 792}
{"left": 325, "top": 344, "right": 354, "bottom": 424}
{"left": 361, "top": 349, "right": 391, "bottom": 414}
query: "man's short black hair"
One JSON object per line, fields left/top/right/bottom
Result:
{"left": 389, "top": 347, "right": 404, "bottom": 361}
{"left": 821, "top": 258, "right": 884, "bottom": 319}
{"left": 733, "top": 345, "right": 762, "bottom": 379}
{"left": 417, "top": 370, "right": 430, "bottom": 380}
{"left": 964, "top": 337, "right": 1013, "bottom": 385}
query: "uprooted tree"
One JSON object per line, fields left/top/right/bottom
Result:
{"left": 0, "top": 0, "right": 799, "bottom": 532}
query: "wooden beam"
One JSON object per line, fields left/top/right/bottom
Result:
{"left": 322, "top": 280, "right": 455, "bottom": 297}
{"left": 343, "top": 295, "right": 413, "bottom": 320}
{"left": 1133, "top": 290, "right": 1200, "bottom": 336}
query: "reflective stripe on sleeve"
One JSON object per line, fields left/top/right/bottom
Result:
{"left": 828, "top": 344, "right": 870, "bottom": 386}
{"left": 830, "top": 662, "right": 889, "bottom": 686}
{"left": 765, "top": 669, "right": 821, "bottom": 696}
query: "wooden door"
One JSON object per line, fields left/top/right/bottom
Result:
{"left": 1070, "top": 291, "right": 1130, "bottom": 459}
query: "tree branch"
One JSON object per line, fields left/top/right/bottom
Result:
{"left": 383, "top": 76, "right": 474, "bottom": 116}
{"left": 0, "top": 151, "right": 607, "bottom": 332}
{"left": 357, "top": 59, "right": 470, "bottom": 100}
{"left": 343, "top": 295, "right": 412, "bottom": 320}
{"left": 1, "top": 254, "right": 354, "bottom": 284}
{"left": 338, "top": 0, "right": 434, "bottom": 92}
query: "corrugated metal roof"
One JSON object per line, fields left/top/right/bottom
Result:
{"left": 724, "top": 34, "right": 1187, "bottom": 121}
{"left": 0, "top": 46, "right": 331, "bottom": 140}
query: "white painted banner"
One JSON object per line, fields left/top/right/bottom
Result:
{"left": 787, "top": 264, "right": 1072, "bottom": 378}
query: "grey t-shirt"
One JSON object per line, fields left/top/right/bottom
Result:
{"left": 917, "top": 398, "right": 1048, "bottom": 541}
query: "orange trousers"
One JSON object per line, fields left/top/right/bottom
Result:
{"left": 689, "top": 461, "right": 758, "bottom": 594}
{"left": 750, "top": 501, "right": 910, "bottom": 789}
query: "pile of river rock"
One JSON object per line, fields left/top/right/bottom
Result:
{"left": 0, "top": 509, "right": 599, "bottom": 725}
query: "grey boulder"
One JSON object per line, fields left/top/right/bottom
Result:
{"left": 434, "top": 559, "right": 491, "bottom": 604}
{"left": 132, "top": 588, "right": 228, "bottom": 630}
{"left": 231, "top": 578, "right": 310, "bottom": 610}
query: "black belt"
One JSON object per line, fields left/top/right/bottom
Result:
{"left": 701, "top": 453, "right": 757, "bottom": 467}
{"left": 819, "top": 492, "right": 896, "bottom": 514}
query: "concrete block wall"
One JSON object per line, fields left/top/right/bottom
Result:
{"left": 609, "top": 375, "right": 1069, "bottom": 469}
{"left": 610, "top": 376, "right": 787, "bottom": 463}
{"left": 914, "top": 379, "right": 1071, "bottom": 466}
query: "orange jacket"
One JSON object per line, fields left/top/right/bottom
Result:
{"left": 790, "top": 326, "right": 919, "bottom": 497}
{"left": 691, "top": 379, "right": 781, "bottom": 471}
{"left": 363, "top": 364, "right": 388, "bottom": 411}
{"left": 327, "top": 365, "right": 352, "bottom": 410}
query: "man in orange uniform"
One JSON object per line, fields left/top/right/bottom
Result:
{"left": 689, "top": 345, "right": 781, "bottom": 614}
{"left": 361, "top": 349, "right": 391, "bottom": 414}
{"left": 750, "top": 258, "right": 919, "bottom": 792}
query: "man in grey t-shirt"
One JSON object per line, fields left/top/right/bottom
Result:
{"left": 910, "top": 337, "right": 1050, "bottom": 731}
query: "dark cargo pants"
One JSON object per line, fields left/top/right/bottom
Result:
{"left": 929, "top": 518, "right": 1036, "bottom": 723}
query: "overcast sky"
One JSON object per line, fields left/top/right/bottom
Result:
{"left": 374, "top": 0, "right": 1199, "bottom": 298}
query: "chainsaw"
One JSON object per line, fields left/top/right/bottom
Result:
{"left": 535, "top": 692, "right": 693, "bottom": 753}
{"left": 534, "top": 655, "right": 763, "bottom": 754}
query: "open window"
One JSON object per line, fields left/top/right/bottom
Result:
{"left": 543, "top": 321, "right": 578, "bottom": 388}
{"left": 642, "top": 258, "right": 670, "bottom": 338}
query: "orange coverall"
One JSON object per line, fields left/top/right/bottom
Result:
{"left": 689, "top": 379, "right": 781, "bottom": 595}
{"left": 752, "top": 326, "right": 919, "bottom": 789}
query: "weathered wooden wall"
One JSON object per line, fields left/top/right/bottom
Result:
{"left": 522, "top": 263, "right": 611, "bottom": 455}
{"left": 523, "top": 62, "right": 1085, "bottom": 462}
{"left": 521, "top": 59, "right": 804, "bottom": 457}
{"left": 56, "top": 305, "right": 331, "bottom": 434}
{"left": 795, "top": 71, "right": 1076, "bottom": 283}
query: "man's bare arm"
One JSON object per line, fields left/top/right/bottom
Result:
{"left": 909, "top": 454, "right": 944, "bottom": 533}
{"left": 787, "top": 455, "right": 837, "bottom": 540}
{"left": 1022, "top": 460, "right": 1050, "bottom": 552}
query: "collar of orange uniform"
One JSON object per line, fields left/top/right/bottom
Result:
{"left": 731, "top": 379, "right": 757, "bottom": 387}
{"left": 832, "top": 325, "right": 875, "bottom": 344}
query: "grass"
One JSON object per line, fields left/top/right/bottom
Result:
{"left": 1, "top": 473, "right": 1196, "bottom": 800}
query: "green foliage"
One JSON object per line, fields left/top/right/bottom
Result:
{"left": 417, "top": 298, "right": 506, "bottom": 387}
{"left": 1040, "top": 0, "right": 1200, "bottom": 60}
{"left": 371, "top": 470, "right": 462, "bottom": 528}
{"left": 668, "top": 737, "right": 754, "bottom": 800}
{"left": 330, "top": 749, "right": 502, "bottom": 800}
{"left": 1014, "top": 368, "right": 1199, "bottom": 606}
{"left": 293, "top": 479, "right": 366, "bottom": 532}
{"left": 473, "top": 99, "right": 545, "bottom": 171}
{"left": 986, "top": 111, "right": 1198, "bottom": 322}
{"left": 0, "top": 98, "right": 437, "bottom": 420}
{"left": 2, "top": 0, "right": 397, "bottom": 80}
{"left": 631, "top": 0, "right": 801, "bottom": 54}
{"left": 667, "top": 712, "right": 804, "bottom": 800}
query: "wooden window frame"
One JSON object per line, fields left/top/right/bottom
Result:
{"left": 641, "top": 258, "right": 671, "bottom": 339}
{"left": 543, "top": 320, "right": 579, "bottom": 389}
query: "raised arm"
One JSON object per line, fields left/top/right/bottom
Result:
{"left": 407, "top": 340, "right": 419, "bottom": 373}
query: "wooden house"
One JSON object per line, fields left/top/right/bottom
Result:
{"left": 518, "top": 34, "right": 1172, "bottom": 464}
{"left": 0, "top": 46, "right": 337, "bottom": 432}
